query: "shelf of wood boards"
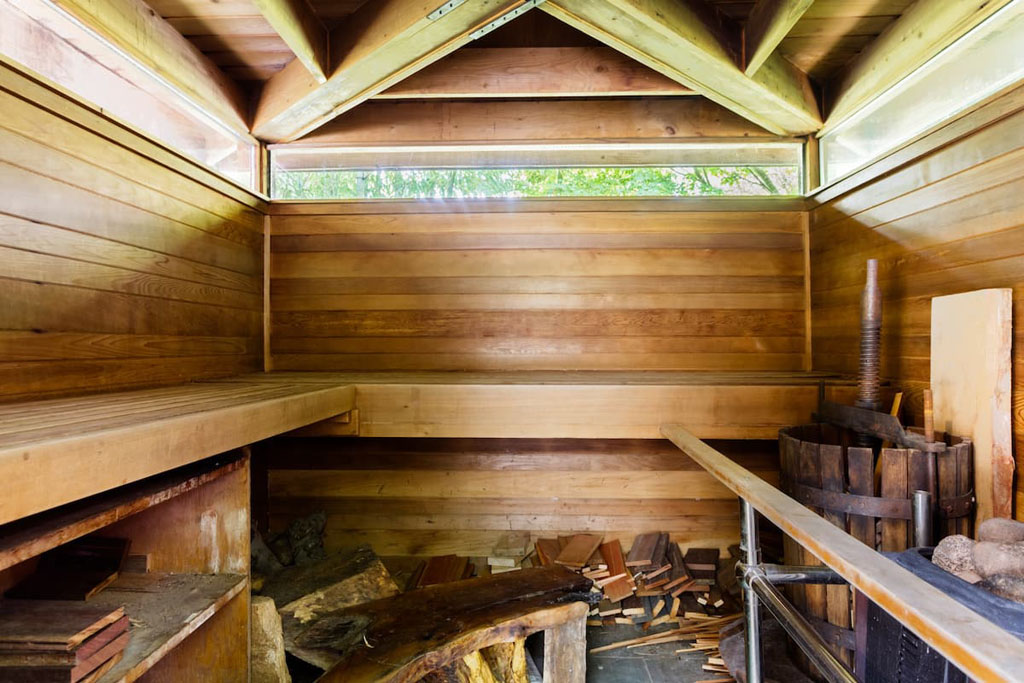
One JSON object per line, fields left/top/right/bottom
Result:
{"left": 82, "top": 572, "right": 247, "bottom": 683}
{"left": 219, "top": 371, "right": 855, "bottom": 440}
{"left": 0, "top": 455, "right": 246, "bottom": 573}
{"left": 0, "top": 379, "right": 355, "bottom": 525}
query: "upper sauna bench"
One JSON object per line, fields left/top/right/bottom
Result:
{"left": 0, "top": 379, "right": 355, "bottom": 525}
{"left": 0, "top": 370, "right": 852, "bottom": 525}
{"left": 207, "top": 370, "right": 854, "bottom": 439}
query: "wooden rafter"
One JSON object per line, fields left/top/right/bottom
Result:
{"left": 540, "top": 0, "right": 821, "bottom": 136}
{"left": 374, "top": 47, "right": 693, "bottom": 98}
{"left": 251, "top": 0, "right": 329, "bottom": 83}
{"left": 825, "top": 0, "right": 1018, "bottom": 130}
{"left": 291, "top": 98, "right": 782, "bottom": 146}
{"left": 252, "top": 0, "right": 544, "bottom": 143}
{"left": 744, "top": 0, "right": 816, "bottom": 76}
{"left": 43, "top": 0, "right": 249, "bottom": 136}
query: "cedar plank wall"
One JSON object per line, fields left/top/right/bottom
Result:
{"left": 809, "top": 84, "right": 1024, "bottom": 519}
{"left": 269, "top": 199, "right": 807, "bottom": 372}
{"left": 0, "top": 61, "right": 266, "bottom": 400}
{"left": 264, "top": 199, "right": 804, "bottom": 554}
{"left": 260, "top": 437, "right": 773, "bottom": 556}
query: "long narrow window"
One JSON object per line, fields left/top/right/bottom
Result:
{"left": 0, "top": 0, "right": 258, "bottom": 189}
{"left": 270, "top": 142, "right": 804, "bottom": 199}
{"left": 820, "top": 0, "right": 1024, "bottom": 185}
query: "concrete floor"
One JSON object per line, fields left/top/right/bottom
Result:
{"left": 584, "top": 625, "right": 713, "bottom": 683}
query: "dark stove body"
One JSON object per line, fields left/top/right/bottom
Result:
{"left": 859, "top": 549, "right": 1024, "bottom": 683}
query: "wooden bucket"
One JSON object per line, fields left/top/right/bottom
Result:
{"left": 777, "top": 424, "right": 973, "bottom": 667}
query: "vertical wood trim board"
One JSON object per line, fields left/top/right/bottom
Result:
{"left": 268, "top": 199, "right": 808, "bottom": 373}
{"left": 0, "top": 62, "right": 267, "bottom": 400}
{"left": 808, "top": 87, "right": 1024, "bottom": 519}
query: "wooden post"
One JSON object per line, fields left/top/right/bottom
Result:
{"left": 543, "top": 613, "right": 586, "bottom": 683}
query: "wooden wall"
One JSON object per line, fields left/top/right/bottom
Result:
{"left": 0, "top": 59, "right": 267, "bottom": 400}
{"left": 809, "top": 84, "right": 1024, "bottom": 516}
{"left": 257, "top": 437, "right": 776, "bottom": 556}
{"left": 269, "top": 198, "right": 808, "bottom": 372}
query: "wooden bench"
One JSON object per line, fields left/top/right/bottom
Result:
{"left": 298, "top": 566, "right": 596, "bottom": 682}
{"left": 219, "top": 370, "right": 854, "bottom": 439}
{"left": 0, "top": 378, "right": 355, "bottom": 525}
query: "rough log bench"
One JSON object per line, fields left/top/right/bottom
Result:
{"left": 296, "top": 566, "right": 597, "bottom": 682}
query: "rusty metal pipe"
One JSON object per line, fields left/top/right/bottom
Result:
{"left": 856, "top": 259, "right": 882, "bottom": 414}
{"left": 854, "top": 260, "right": 882, "bottom": 447}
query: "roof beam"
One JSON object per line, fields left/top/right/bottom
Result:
{"left": 44, "top": 0, "right": 249, "bottom": 136}
{"left": 290, "top": 98, "right": 783, "bottom": 146}
{"left": 825, "top": 0, "right": 1017, "bottom": 130}
{"left": 273, "top": 98, "right": 795, "bottom": 169}
{"left": 744, "top": 0, "right": 816, "bottom": 75}
{"left": 375, "top": 46, "right": 693, "bottom": 98}
{"left": 541, "top": 0, "right": 821, "bottom": 135}
{"left": 252, "top": 0, "right": 542, "bottom": 143}
{"left": 251, "top": 0, "right": 329, "bottom": 83}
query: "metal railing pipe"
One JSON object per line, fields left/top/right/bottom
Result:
{"left": 747, "top": 569, "right": 857, "bottom": 683}
{"left": 740, "top": 498, "right": 764, "bottom": 683}
{"left": 661, "top": 424, "right": 1024, "bottom": 683}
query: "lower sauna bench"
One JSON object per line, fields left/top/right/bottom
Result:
{"left": 0, "top": 378, "right": 355, "bottom": 681}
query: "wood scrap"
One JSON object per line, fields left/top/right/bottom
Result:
{"left": 535, "top": 539, "right": 561, "bottom": 568}
{"left": 621, "top": 596, "right": 646, "bottom": 617}
{"left": 417, "top": 556, "right": 470, "bottom": 588}
{"left": 554, "top": 535, "right": 603, "bottom": 569}
{"left": 488, "top": 557, "right": 517, "bottom": 568}
{"left": 489, "top": 566, "right": 521, "bottom": 575}
{"left": 0, "top": 603, "right": 124, "bottom": 651}
{"left": 684, "top": 548, "right": 719, "bottom": 572}
{"left": 0, "top": 605, "right": 130, "bottom": 682}
{"left": 650, "top": 534, "right": 670, "bottom": 569}
{"left": 492, "top": 532, "right": 530, "bottom": 559}
{"left": 6, "top": 537, "right": 130, "bottom": 601}
{"left": 626, "top": 533, "right": 661, "bottom": 568}
{"left": 585, "top": 546, "right": 605, "bottom": 569}
{"left": 260, "top": 544, "right": 400, "bottom": 670}
{"left": 597, "top": 540, "right": 633, "bottom": 603}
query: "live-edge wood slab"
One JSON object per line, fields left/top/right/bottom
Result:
{"left": 308, "top": 566, "right": 595, "bottom": 681}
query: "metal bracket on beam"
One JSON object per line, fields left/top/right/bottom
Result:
{"left": 427, "top": 0, "right": 469, "bottom": 21}
{"left": 468, "top": 0, "right": 547, "bottom": 40}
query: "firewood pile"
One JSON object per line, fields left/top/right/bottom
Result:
{"left": 472, "top": 531, "right": 745, "bottom": 681}
{"left": 250, "top": 516, "right": 749, "bottom": 682}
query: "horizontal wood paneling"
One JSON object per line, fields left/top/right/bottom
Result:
{"left": 809, "top": 87, "right": 1024, "bottom": 518}
{"left": 0, "top": 61, "right": 266, "bottom": 399}
{"left": 269, "top": 200, "right": 808, "bottom": 372}
{"left": 259, "top": 438, "right": 773, "bottom": 555}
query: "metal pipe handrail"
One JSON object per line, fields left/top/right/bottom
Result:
{"left": 662, "top": 424, "right": 1024, "bottom": 683}
{"left": 747, "top": 567, "right": 857, "bottom": 683}
{"left": 740, "top": 563, "right": 846, "bottom": 585}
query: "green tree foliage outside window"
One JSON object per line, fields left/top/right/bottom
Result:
{"left": 272, "top": 166, "right": 800, "bottom": 200}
